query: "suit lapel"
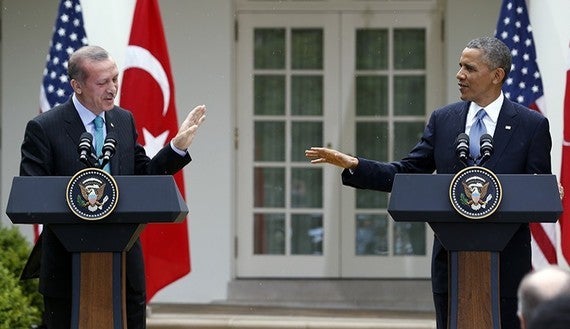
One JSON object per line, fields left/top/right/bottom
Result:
{"left": 104, "top": 109, "right": 121, "bottom": 175}
{"left": 485, "top": 99, "right": 518, "bottom": 170}
{"left": 456, "top": 103, "right": 469, "bottom": 136}
{"left": 62, "top": 101, "right": 87, "bottom": 147}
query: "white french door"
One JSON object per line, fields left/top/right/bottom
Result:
{"left": 236, "top": 5, "right": 442, "bottom": 278}
{"left": 236, "top": 13, "right": 342, "bottom": 276}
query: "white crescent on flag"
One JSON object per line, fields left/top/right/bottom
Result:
{"left": 123, "top": 45, "right": 170, "bottom": 116}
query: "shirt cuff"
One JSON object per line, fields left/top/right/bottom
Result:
{"left": 170, "top": 141, "right": 188, "bottom": 157}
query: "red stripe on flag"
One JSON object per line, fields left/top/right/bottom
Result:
{"left": 529, "top": 222, "right": 558, "bottom": 265}
{"left": 560, "top": 42, "right": 570, "bottom": 264}
{"left": 120, "top": 0, "right": 191, "bottom": 302}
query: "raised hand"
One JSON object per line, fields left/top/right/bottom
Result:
{"left": 172, "top": 104, "right": 207, "bottom": 150}
{"left": 305, "top": 147, "right": 358, "bottom": 169}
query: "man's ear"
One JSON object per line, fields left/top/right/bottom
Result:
{"left": 70, "top": 79, "right": 81, "bottom": 94}
{"left": 494, "top": 67, "right": 506, "bottom": 85}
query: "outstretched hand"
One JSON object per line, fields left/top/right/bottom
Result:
{"left": 305, "top": 147, "right": 358, "bottom": 169}
{"left": 172, "top": 104, "right": 207, "bottom": 150}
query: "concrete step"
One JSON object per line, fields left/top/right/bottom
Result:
{"left": 146, "top": 304, "right": 436, "bottom": 329}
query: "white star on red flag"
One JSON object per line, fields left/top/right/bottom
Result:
{"left": 142, "top": 128, "right": 169, "bottom": 158}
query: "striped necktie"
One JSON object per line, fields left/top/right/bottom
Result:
{"left": 93, "top": 116, "right": 110, "bottom": 172}
{"left": 469, "top": 108, "right": 487, "bottom": 160}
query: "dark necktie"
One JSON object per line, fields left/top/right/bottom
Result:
{"left": 469, "top": 109, "right": 487, "bottom": 160}
{"left": 93, "top": 116, "right": 110, "bottom": 172}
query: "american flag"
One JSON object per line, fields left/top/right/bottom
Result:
{"left": 40, "top": 0, "right": 88, "bottom": 113}
{"left": 35, "top": 0, "right": 88, "bottom": 239}
{"left": 495, "top": 0, "right": 557, "bottom": 268}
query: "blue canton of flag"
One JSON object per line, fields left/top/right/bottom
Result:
{"left": 40, "top": 0, "right": 88, "bottom": 112}
{"left": 494, "top": 0, "right": 544, "bottom": 110}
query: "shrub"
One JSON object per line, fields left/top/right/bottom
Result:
{"left": 0, "top": 225, "right": 42, "bottom": 328}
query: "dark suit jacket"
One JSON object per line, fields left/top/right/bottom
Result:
{"left": 19, "top": 99, "right": 191, "bottom": 298}
{"left": 342, "top": 98, "right": 552, "bottom": 298}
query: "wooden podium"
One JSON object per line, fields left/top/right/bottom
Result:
{"left": 6, "top": 175, "right": 188, "bottom": 329}
{"left": 387, "top": 172, "right": 562, "bottom": 329}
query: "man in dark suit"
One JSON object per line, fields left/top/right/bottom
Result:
{"left": 305, "top": 36, "right": 552, "bottom": 329}
{"left": 20, "top": 45, "right": 206, "bottom": 329}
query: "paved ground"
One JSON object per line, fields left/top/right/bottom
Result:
{"left": 146, "top": 304, "right": 437, "bottom": 329}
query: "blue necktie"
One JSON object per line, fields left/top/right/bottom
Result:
{"left": 93, "top": 116, "right": 110, "bottom": 172}
{"left": 469, "top": 109, "right": 487, "bottom": 160}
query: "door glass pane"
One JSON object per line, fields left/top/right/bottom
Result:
{"left": 356, "top": 29, "right": 388, "bottom": 70}
{"left": 255, "top": 121, "right": 285, "bottom": 161}
{"left": 254, "top": 28, "right": 285, "bottom": 69}
{"left": 291, "top": 168, "right": 322, "bottom": 208}
{"left": 356, "top": 122, "right": 387, "bottom": 160}
{"left": 292, "top": 29, "right": 323, "bottom": 69}
{"left": 254, "top": 75, "right": 285, "bottom": 115}
{"left": 291, "top": 75, "right": 323, "bottom": 116}
{"left": 356, "top": 189, "right": 388, "bottom": 209}
{"left": 394, "top": 76, "right": 425, "bottom": 116}
{"left": 254, "top": 213, "right": 285, "bottom": 254}
{"left": 356, "top": 122, "right": 388, "bottom": 209}
{"left": 356, "top": 76, "right": 388, "bottom": 116}
{"left": 394, "top": 75, "right": 425, "bottom": 116}
{"left": 393, "top": 29, "right": 425, "bottom": 70}
{"left": 394, "top": 122, "right": 425, "bottom": 160}
{"left": 254, "top": 167, "right": 285, "bottom": 207}
{"left": 393, "top": 222, "right": 426, "bottom": 256}
{"left": 291, "top": 214, "right": 323, "bottom": 255}
{"left": 355, "top": 214, "right": 388, "bottom": 255}
{"left": 291, "top": 122, "right": 322, "bottom": 162}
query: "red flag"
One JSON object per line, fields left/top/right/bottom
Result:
{"left": 561, "top": 42, "right": 570, "bottom": 264}
{"left": 120, "top": 0, "right": 190, "bottom": 302}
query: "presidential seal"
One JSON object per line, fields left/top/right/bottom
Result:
{"left": 66, "top": 168, "right": 119, "bottom": 221}
{"left": 449, "top": 166, "right": 502, "bottom": 220}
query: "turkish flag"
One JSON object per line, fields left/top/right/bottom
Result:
{"left": 561, "top": 42, "right": 570, "bottom": 264}
{"left": 120, "top": 0, "right": 191, "bottom": 302}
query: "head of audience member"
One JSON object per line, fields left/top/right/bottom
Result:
{"left": 527, "top": 294, "right": 570, "bottom": 329}
{"left": 517, "top": 265, "right": 570, "bottom": 329}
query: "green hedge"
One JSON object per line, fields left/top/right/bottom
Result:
{"left": 0, "top": 225, "right": 42, "bottom": 328}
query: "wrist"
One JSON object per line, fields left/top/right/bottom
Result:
{"left": 347, "top": 156, "right": 358, "bottom": 169}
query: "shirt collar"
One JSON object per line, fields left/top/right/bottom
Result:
{"left": 468, "top": 92, "right": 504, "bottom": 124}
{"left": 72, "top": 93, "right": 105, "bottom": 127}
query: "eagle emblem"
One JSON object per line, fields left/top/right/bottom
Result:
{"left": 66, "top": 168, "right": 118, "bottom": 221}
{"left": 462, "top": 180, "right": 492, "bottom": 210}
{"left": 79, "top": 181, "right": 108, "bottom": 211}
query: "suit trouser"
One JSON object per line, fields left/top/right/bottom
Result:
{"left": 433, "top": 293, "right": 520, "bottom": 329}
{"left": 43, "top": 281, "right": 146, "bottom": 329}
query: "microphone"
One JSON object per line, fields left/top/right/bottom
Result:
{"left": 479, "top": 133, "right": 493, "bottom": 166}
{"left": 78, "top": 132, "right": 94, "bottom": 167}
{"left": 99, "top": 131, "right": 117, "bottom": 169}
{"left": 455, "top": 133, "right": 470, "bottom": 166}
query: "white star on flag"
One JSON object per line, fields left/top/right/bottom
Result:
{"left": 142, "top": 128, "right": 169, "bottom": 158}
{"left": 40, "top": 0, "right": 88, "bottom": 113}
